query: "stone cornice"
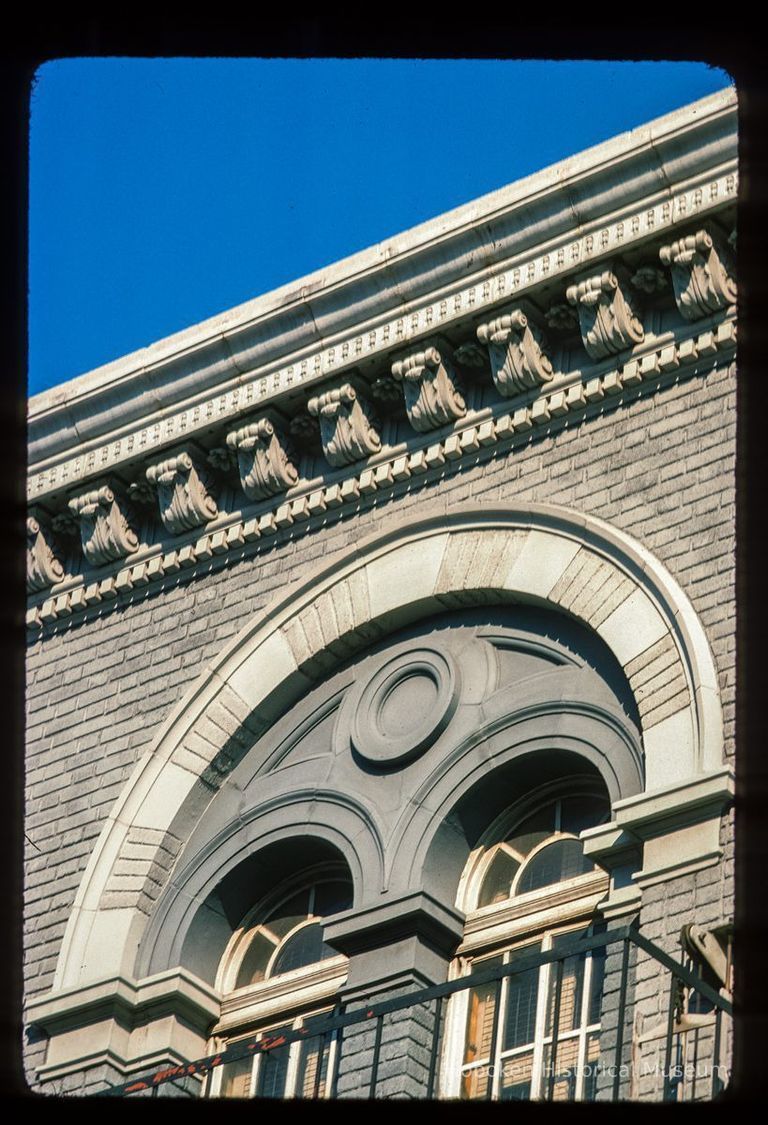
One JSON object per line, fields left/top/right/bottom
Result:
{"left": 25, "top": 967, "right": 220, "bottom": 1036}
{"left": 25, "top": 316, "right": 736, "bottom": 631}
{"left": 28, "top": 90, "right": 736, "bottom": 504}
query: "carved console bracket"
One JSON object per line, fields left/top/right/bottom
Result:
{"left": 659, "top": 228, "right": 737, "bottom": 321}
{"left": 226, "top": 414, "right": 299, "bottom": 501}
{"left": 476, "top": 308, "right": 554, "bottom": 396}
{"left": 68, "top": 483, "right": 139, "bottom": 566}
{"left": 391, "top": 338, "right": 466, "bottom": 432}
{"left": 145, "top": 448, "right": 218, "bottom": 535}
{"left": 307, "top": 380, "right": 382, "bottom": 467}
{"left": 27, "top": 510, "right": 65, "bottom": 592}
{"left": 566, "top": 268, "right": 645, "bottom": 359}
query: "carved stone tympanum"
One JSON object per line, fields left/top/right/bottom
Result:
{"left": 226, "top": 415, "right": 299, "bottom": 501}
{"left": 146, "top": 449, "right": 218, "bottom": 535}
{"left": 659, "top": 228, "right": 737, "bottom": 320}
{"left": 307, "top": 381, "right": 381, "bottom": 467}
{"left": 476, "top": 309, "right": 554, "bottom": 396}
{"left": 68, "top": 484, "right": 139, "bottom": 566}
{"left": 566, "top": 268, "right": 645, "bottom": 359}
{"left": 391, "top": 339, "right": 466, "bottom": 432}
{"left": 27, "top": 512, "right": 65, "bottom": 592}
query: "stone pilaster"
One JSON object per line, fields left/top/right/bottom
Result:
{"left": 323, "top": 892, "right": 464, "bottom": 1099}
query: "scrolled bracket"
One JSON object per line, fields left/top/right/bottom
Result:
{"left": 145, "top": 448, "right": 218, "bottom": 535}
{"left": 27, "top": 510, "right": 66, "bottom": 592}
{"left": 307, "top": 380, "right": 382, "bottom": 467}
{"left": 68, "top": 483, "right": 139, "bottom": 566}
{"left": 476, "top": 308, "right": 554, "bottom": 396}
{"left": 391, "top": 338, "right": 466, "bottom": 432}
{"left": 659, "top": 227, "right": 737, "bottom": 321}
{"left": 566, "top": 267, "right": 645, "bottom": 360}
{"left": 226, "top": 414, "right": 299, "bottom": 501}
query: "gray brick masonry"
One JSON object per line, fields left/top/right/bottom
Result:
{"left": 24, "top": 362, "right": 736, "bottom": 1092}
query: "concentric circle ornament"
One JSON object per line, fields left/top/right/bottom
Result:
{"left": 343, "top": 647, "right": 460, "bottom": 768}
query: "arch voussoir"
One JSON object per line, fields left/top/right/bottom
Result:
{"left": 54, "top": 503, "right": 723, "bottom": 989}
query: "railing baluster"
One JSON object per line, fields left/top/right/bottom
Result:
{"left": 103, "top": 926, "right": 734, "bottom": 1100}
{"left": 369, "top": 1014, "right": 384, "bottom": 1099}
{"left": 484, "top": 979, "right": 503, "bottom": 1100}
{"left": 425, "top": 995, "right": 443, "bottom": 1099}
{"left": 711, "top": 1006, "right": 723, "bottom": 1099}
{"left": 690, "top": 1024, "right": 700, "bottom": 1102}
{"left": 313, "top": 1033, "right": 326, "bottom": 1100}
{"left": 547, "top": 958, "right": 564, "bottom": 1102}
{"left": 612, "top": 937, "right": 631, "bottom": 1101}
{"left": 663, "top": 973, "right": 678, "bottom": 1102}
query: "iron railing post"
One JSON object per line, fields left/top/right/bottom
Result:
{"left": 711, "top": 1007, "right": 723, "bottom": 1099}
{"left": 663, "top": 973, "right": 678, "bottom": 1102}
{"left": 612, "top": 936, "right": 631, "bottom": 1101}
{"left": 425, "top": 996, "right": 443, "bottom": 1100}
{"left": 368, "top": 1014, "right": 384, "bottom": 1098}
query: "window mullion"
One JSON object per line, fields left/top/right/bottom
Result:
{"left": 445, "top": 966, "right": 472, "bottom": 1098}
{"left": 575, "top": 946, "right": 594, "bottom": 1100}
{"left": 491, "top": 963, "right": 510, "bottom": 1098}
{"left": 531, "top": 937, "right": 552, "bottom": 1099}
{"left": 283, "top": 1017, "right": 301, "bottom": 1098}
{"left": 251, "top": 1048, "right": 263, "bottom": 1099}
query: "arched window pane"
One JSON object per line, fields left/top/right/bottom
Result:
{"left": 506, "top": 806, "right": 555, "bottom": 857}
{"left": 560, "top": 795, "right": 609, "bottom": 835}
{"left": 270, "top": 922, "right": 337, "bottom": 977}
{"left": 517, "top": 839, "right": 594, "bottom": 894}
{"left": 266, "top": 889, "right": 311, "bottom": 940}
{"left": 313, "top": 880, "right": 353, "bottom": 917}
{"left": 236, "top": 930, "right": 277, "bottom": 988}
{"left": 478, "top": 849, "right": 520, "bottom": 907}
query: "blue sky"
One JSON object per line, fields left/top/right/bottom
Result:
{"left": 28, "top": 59, "right": 733, "bottom": 398}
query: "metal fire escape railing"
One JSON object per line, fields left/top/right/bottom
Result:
{"left": 99, "top": 925, "right": 732, "bottom": 1101}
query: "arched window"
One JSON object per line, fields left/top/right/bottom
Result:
{"left": 206, "top": 867, "right": 353, "bottom": 1099}
{"left": 443, "top": 784, "right": 611, "bottom": 1102}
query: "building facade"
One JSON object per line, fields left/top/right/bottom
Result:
{"left": 24, "top": 89, "right": 737, "bottom": 1100}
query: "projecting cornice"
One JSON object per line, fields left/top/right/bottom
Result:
{"left": 25, "top": 91, "right": 738, "bottom": 614}
{"left": 29, "top": 90, "right": 736, "bottom": 487}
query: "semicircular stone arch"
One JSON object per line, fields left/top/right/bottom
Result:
{"left": 54, "top": 501, "right": 723, "bottom": 990}
{"left": 134, "top": 796, "right": 379, "bottom": 985}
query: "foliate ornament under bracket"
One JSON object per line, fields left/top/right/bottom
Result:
{"left": 226, "top": 414, "right": 299, "bottom": 501}
{"left": 390, "top": 337, "right": 466, "bottom": 432}
{"left": 27, "top": 510, "right": 66, "bottom": 592}
{"left": 453, "top": 341, "right": 488, "bottom": 370}
{"left": 545, "top": 303, "right": 579, "bottom": 332}
{"left": 145, "top": 446, "right": 218, "bottom": 535}
{"left": 659, "top": 227, "right": 737, "bottom": 321}
{"left": 476, "top": 308, "right": 554, "bottom": 396}
{"left": 307, "top": 378, "right": 382, "bottom": 467}
{"left": 127, "top": 478, "right": 156, "bottom": 506}
{"left": 566, "top": 267, "right": 645, "bottom": 360}
{"left": 68, "top": 482, "right": 140, "bottom": 566}
{"left": 630, "top": 266, "right": 668, "bottom": 295}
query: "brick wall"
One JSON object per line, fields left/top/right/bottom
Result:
{"left": 24, "top": 360, "right": 736, "bottom": 1090}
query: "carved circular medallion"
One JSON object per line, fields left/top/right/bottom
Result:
{"left": 343, "top": 647, "right": 459, "bottom": 768}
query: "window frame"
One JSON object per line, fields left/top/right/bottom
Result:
{"left": 441, "top": 783, "right": 611, "bottom": 1102}
{"left": 206, "top": 1005, "right": 342, "bottom": 1100}
{"left": 207, "top": 865, "right": 352, "bottom": 1100}
{"left": 443, "top": 921, "right": 605, "bottom": 1100}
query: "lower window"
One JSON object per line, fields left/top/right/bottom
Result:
{"left": 455, "top": 926, "right": 606, "bottom": 1102}
{"left": 209, "top": 1010, "right": 339, "bottom": 1099}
